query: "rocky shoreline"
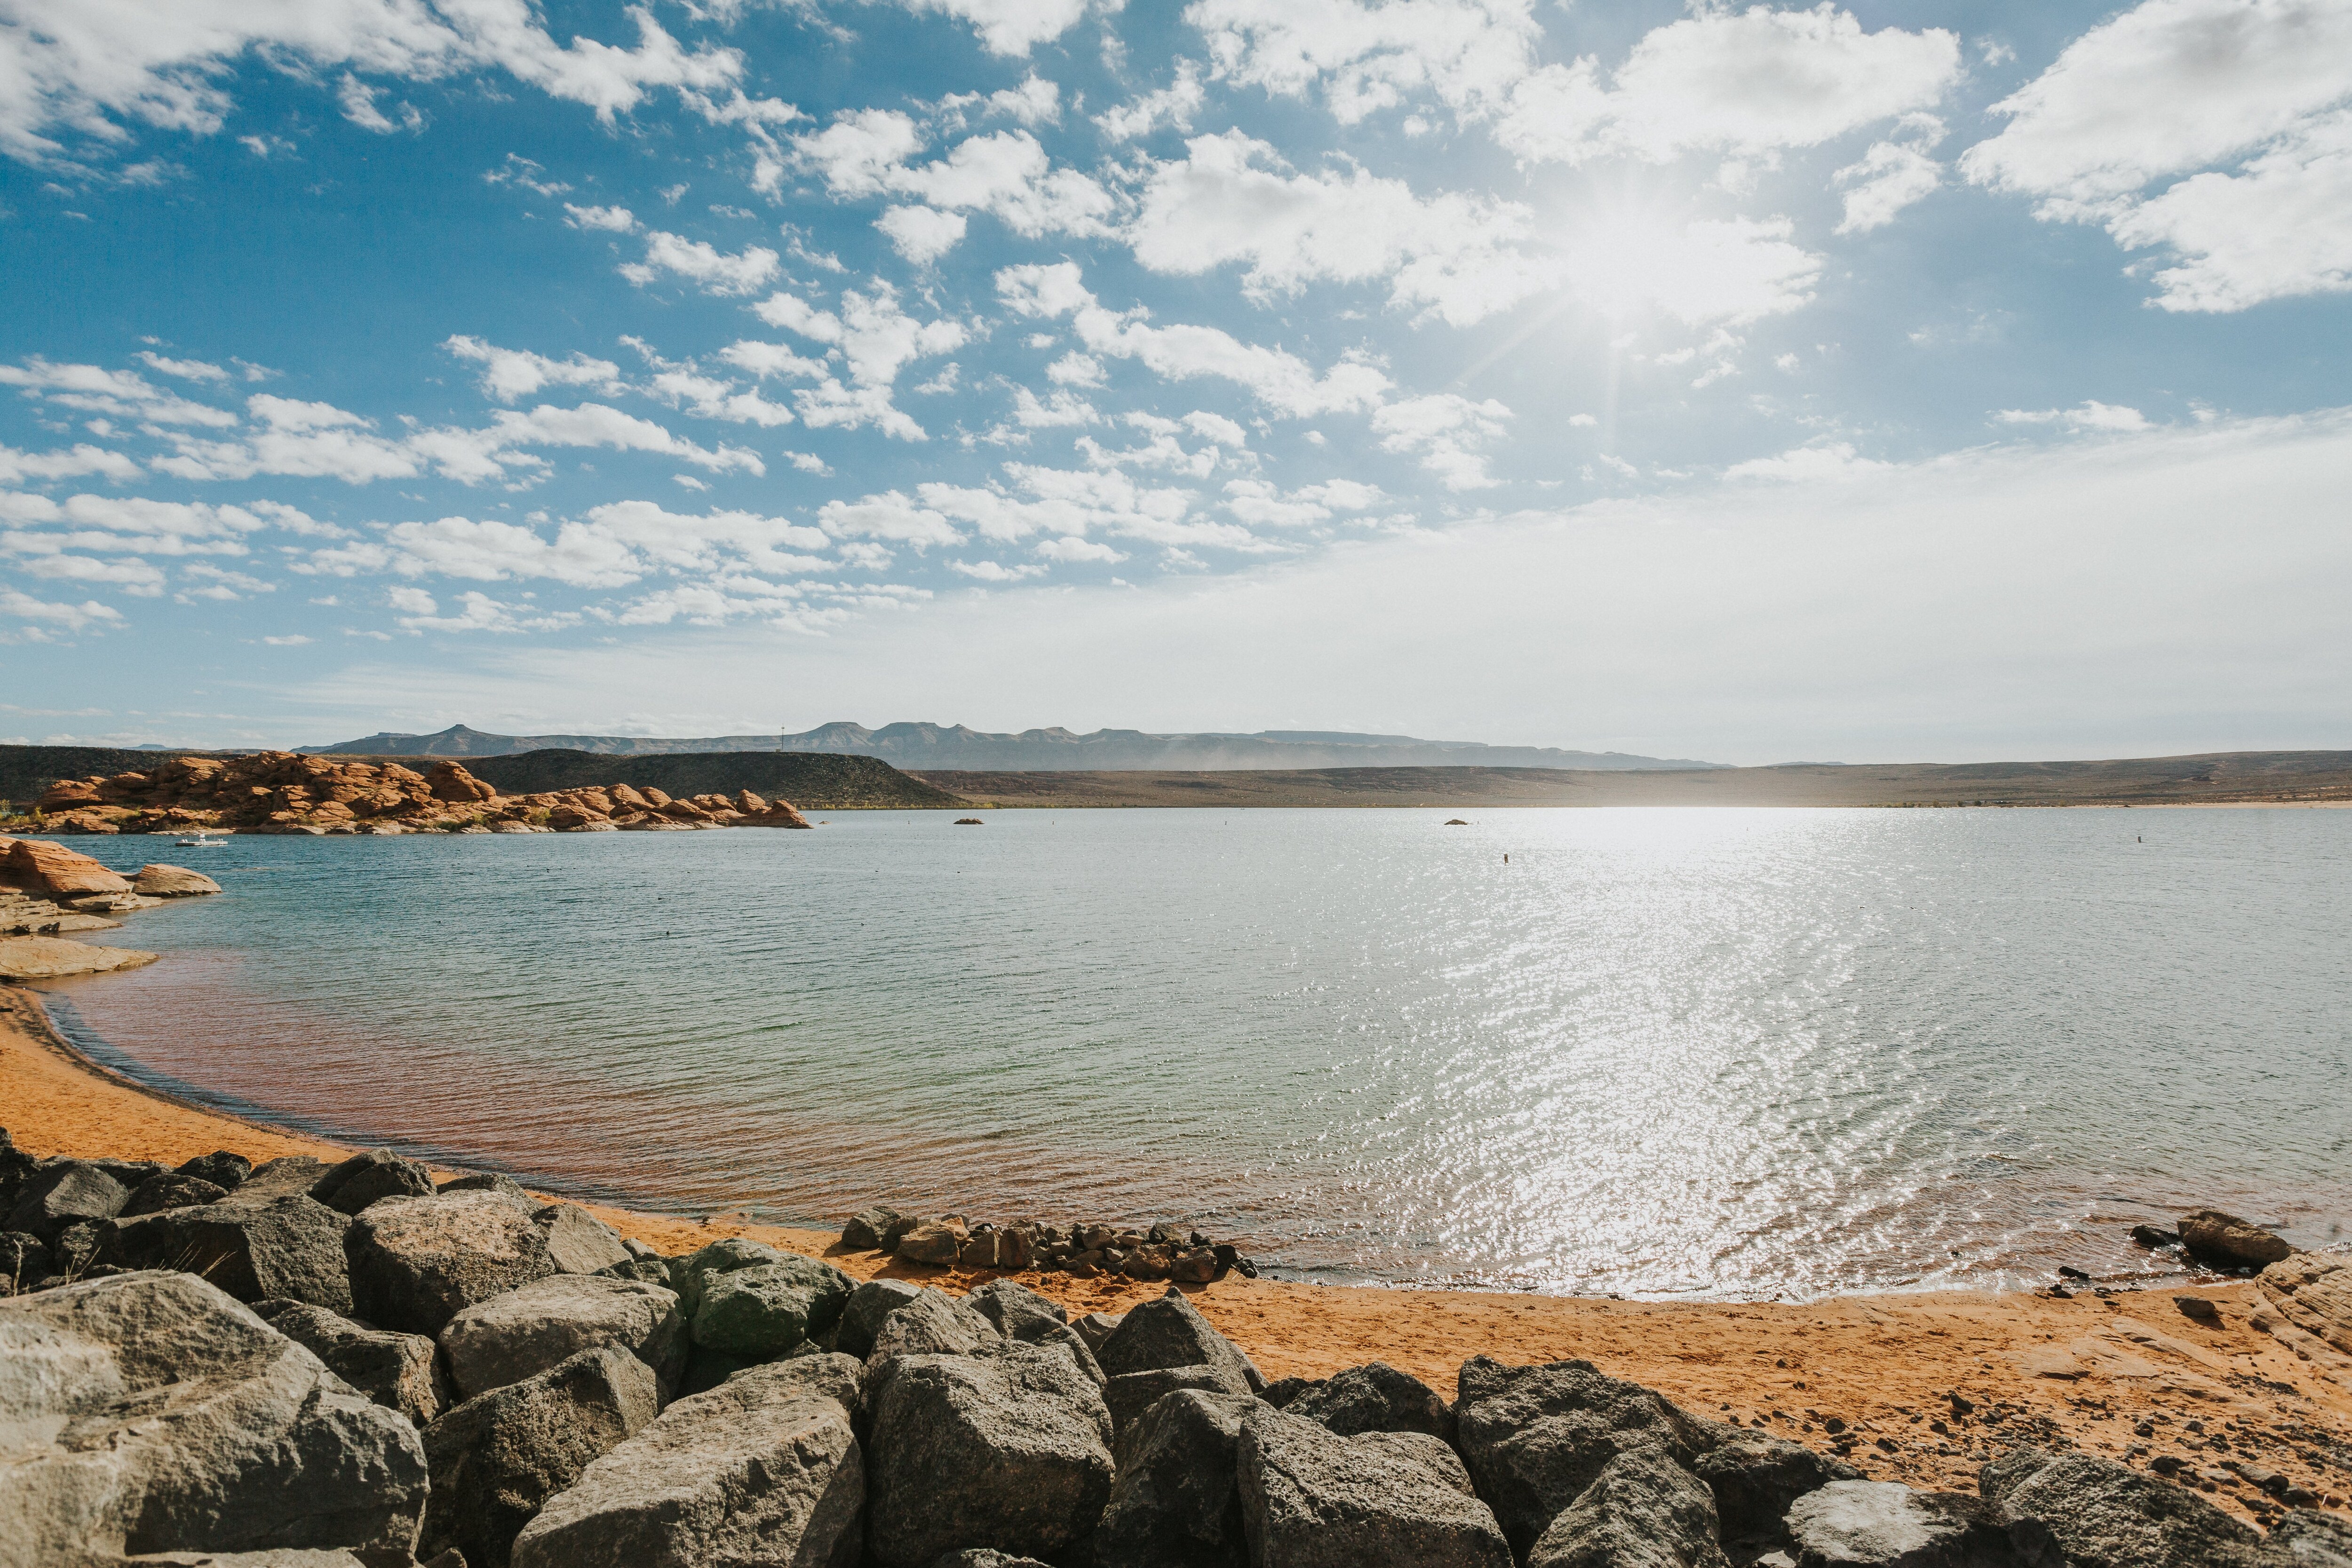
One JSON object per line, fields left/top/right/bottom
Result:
{"left": 14, "top": 751, "right": 815, "bottom": 836}
{"left": 3, "top": 1126, "right": 2348, "bottom": 1568}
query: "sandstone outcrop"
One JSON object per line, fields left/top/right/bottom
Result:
{"left": 132, "top": 863, "right": 221, "bottom": 897}
{"left": 0, "top": 934, "right": 159, "bottom": 979}
{"left": 20, "top": 752, "right": 819, "bottom": 835}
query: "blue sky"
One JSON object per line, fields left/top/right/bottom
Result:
{"left": 3, "top": 0, "right": 2349, "bottom": 760}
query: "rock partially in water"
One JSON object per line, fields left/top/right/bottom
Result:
{"left": 255, "top": 1297, "right": 450, "bottom": 1426}
{"left": 1236, "top": 1404, "right": 1511, "bottom": 1568}
{"left": 0, "top": 934, "right": 159, "bottom": 979}
{"left": 420, "top": 1345, "right": 659, "bottom": 1568}
{"left": 440, "top": 1273, "right": 685, "bottom": 1401}
{"left": 2177, "top": 1210, "right": 2295, "bottom": 1270}
{"left": 348, "top": 1191, "right": 556, "bottom": 1336}
{"left": 0, "top": 1270, "right": 428, "bottom": 1560}
{"left": 3, "top": 836, "right": 132, "bottom": 897}
{"left": 131, "top": 864, "right": 222, "bottom": 897}
{"left": 511, "top": 1357, "right": 865, "bottom": 1568}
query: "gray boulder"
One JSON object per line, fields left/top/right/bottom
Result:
{"left": 1785, "top": 1480, "right": 2048, "bottom": 1568}
{"left": 535, "top": 1204, "right": 631, "bottom": 1275}
{"left": 102, "top": 1193, "right": 355, "bottom": 1313}
{"left": 121, "top": 1173, "right": 229, "bottom": 1218}
{"left": 1104, "top": 1366, "right": 1236, "bottom": 1438}
{"left": 1097, "top": 1287, "right": 1263, "bottom": 1393}
{"left": 254, "top": 1298, "right": 449, "bottom": 1426}
{"left": 842, "top": 1203, "right": 910, "bottom": 1251}
{"left": 437, "top": 1171, "right": 537, "bottom": 1213}
{"left": 233, "top": 1157, "right": 333, "bottom": 1202}
{"left": 669, "top": 1236, "right": 785, "bottom": 1316}
{"left": 309, "top": 1148, "right": 435, "bottom": 1216}
{"left": 692, "top": 1253, "right": 854, "bottom": 1358}
{"left": 1285, "top": 1361, "right": 1454, "bottom": 1442}
{"left": 6, "top": 1159, "right": 129, "bottom": 1239}
{"left": 440, "top": 1273, "right": 685, "bottom": 1400}
{"left": 869, "top": 1286, "right": 1005, "bottom": 1363}
{"left": 1529, "top": 1446, "right": 1730, "bottom": 1568}
{"left": 1236, "top": 1404, "right": 1511, "bottom": 1568}
{"left": 597, "top": 1256, "right": 674, "bottom": 1287}
{"left": 1979, "top": 1447, "right": 2265, "bottom": 1568}
{"left": 1687, "top": 1428, "right": 1863, "bottom": 1542}
{"left": 895, "top": 1219, "right": 967, "bottom": 1266}
{"left": 929, "top": 1554, "right": 1054, "bottom": 1568}
{"left": 0, "top": 1271, "right": 428, "bottom": 1564}
{"left": 1089, "top": 1388, "right": 1256, "bottom": 1568}
{"left": 2177, "top": 1210, "right": 2295, "bottom": 1271}
{"left": 838, "top": 1277, "right": 926, "bottom": 1357}
{"left": 866, "top": 1344, "right": 1117, "bottom": 1568}
{"left": 1073, "top": 1311, "right": 1122, "bottom": 1352}
{"left": 1454, "top": 1355, "right": 1711, "bottom": 1559}
{"left": 2268, "top": 1511, "right": 2352, "bottom": 1567}
{"left": 348, "top": 1191, "right": 556, "bottom": 1336}
{"left": 967, "top": 1277, "right": 1067, "bottom": 1339}
{"left": 510, "top": 1356, "right": 866, "bottom": 1568}
{"left": 174, "top": 1150, "right": 253, "bottom": 1191}
{"left": 419, "top": 1345, "right": 660, "bottom": 1568}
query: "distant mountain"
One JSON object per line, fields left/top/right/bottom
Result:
{"left": 310, "top": 722, "right": 1728, "bottom": 772}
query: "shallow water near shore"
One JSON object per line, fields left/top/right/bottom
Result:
{"left": 34, "top": 806, "right": 2352, "bottom": 1299}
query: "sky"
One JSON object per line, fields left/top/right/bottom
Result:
{"left": 1, "top": 0, "right": 2349, "bottom": 763}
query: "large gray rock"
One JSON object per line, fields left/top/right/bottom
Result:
{"left": 348, "top": 1191, "right": 556, "bottom": 1336}
{"left": 6, "top": 1160, "right": 129, "bottom": 1239}
{"left": 895, "top": 1219, "right": 967, "bottom": 1266}
{"left": 234, "top": 1157, "right": 333, "bottom": 1202}
{"left": 840, "top": 1203, "right": 910, "bottom": 1252}
{"left": 101, "top": 1193, "right": 355, "bottom": 1314}
{"left": 1284, "top": 1361, "right": 1454, "bottom": 1441}
{"left": 535, "top": 1203, "right": 631, "bottom": 1275}
{"left": 1529, "top": 1445, "right": 1730, "bottom": 1568}
{"left": 173, "top": 1151, "right": 253, "bottom": 1191}
{"left": 0, "top": 1271, "right": 428, "bottom": 1565}
{"left": 1097, "top": 1287, "right": 1263, "bottom": 1394}
{"left": 440, "top": 1273, "right": 685, "bottom": 1400}
{"left": 437, "top": 1171, "right": 537, "bottom": 1213}
{"left": 1089, "top": 1388, "right": 1255, "bottom": 1568}
{"left": 2268, "top": 1511, "right": 2352, "bottom": 1568}
{"left": 1454, "top": 1355, "right": 1711, "bottom": 1559}
{"left": 1687, "top": 1427, "right": 1863, "bottom": 1543}
{"left": 309, "top": 1148, "right": 435, "bottom": 1216}
{"left": 1236, "top": 1404, "right": 1511, "bottom": 1568}
{"left": 511, "top": 1356, "right": 866, "bottom": 1568}
{"left": 120, "top": 1173, "right": 229, "bottom": 1218}
{"left": 1979, "top": 1447, "right": 2265, "bottom": 1568}
{"left": 869, "top": 1286, "right": 1005, "bottom": 1364}
{"left": 669, "top": 1236, "right": 786, "bottom": 1318}
{"left": 966, "top": 1277, "right": 1068, "bottom": 1340}
{"left": 254, "top": 1298, "right": 449, "bottom": 1426}
{"left": 419, "top": 1345, "right": 659, "bottom": 1568}
{"left": 866, "top": 1344, "right": 1116, "bottom": 1568}
{"left": 2177, "top": 1210, "right": 2295, "bottom": 1270}
{"left": 692, "top": 1253, "right": 854, "bottom": 1358}
{"left": 930, "top": 1554, "right": 1053, "bottom": 1568}
{"left": 1104, "top": 1366, "right": 1236, "bottom": 1438}
{"left": 1785, "top": 1480, "right": 2047, "bottom": 1568}
{"left": 838, "top": 1277, "right": 926, "bottom": 1358}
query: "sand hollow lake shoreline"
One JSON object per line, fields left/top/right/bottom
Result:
{"left": 3, "top": 980, "right": 2347, "bottom": 1532}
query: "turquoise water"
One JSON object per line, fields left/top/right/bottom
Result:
{"left": 36, "top": 807, "right": 2352, "bottom": 1300}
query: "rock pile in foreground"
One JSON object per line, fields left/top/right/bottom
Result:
{"left": 4, "top": 1135, "right": 2347, "bottom": 1567}
{"left": 22, "top": 752, "right": 813, "bottom": 835}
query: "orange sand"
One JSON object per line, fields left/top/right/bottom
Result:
{"left": 4, "top": 983, "right": 2344, "bottom": 1525}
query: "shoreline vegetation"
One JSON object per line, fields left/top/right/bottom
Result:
{"left": 6, "top": 742, "right": 2352, "bottom": 831}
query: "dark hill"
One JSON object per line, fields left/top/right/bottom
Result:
{"left": 461, "top": 749, "right": 965, "bottom": 810}
{"left": 0, "top": 745, "right": 207, "bottom": 808}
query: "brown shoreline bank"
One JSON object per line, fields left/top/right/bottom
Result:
{"left": 4, "top": 983, "right": 2345, "bottom": 1528}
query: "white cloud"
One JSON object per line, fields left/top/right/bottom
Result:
{"left": 1835, "top": 121, "right": 1945, "bottom": 235}
{"left": 897, "top": 0, "right": 1096, "bottom": 57}
{"left": 1562, "top": 215, "right": 1820, "bottom": 327}
{"left": 261, "top": 634, "right": 311, "bottom": 645}
{"left": 393, "top": 588, "right": 579, "bottom": 634}
{"left": 14, "top": 552, "right": 167, "bottom": 594}
{"left": 874, "top": 204, "right": 968, "bottom": 262}
{"left": 997, "top": 262, "right": 1392, "bottom": 416}
{"left": 1371, "top": 391, "right": 1511, "bottom": 488}
{"left": 750, "top": 282, "right": 968, "bottom": 439}
{"left": 0, "top": 0, "right": 750, "bottom": 165}
{"left": 337, "top": 72, "right": 423, "bottom": 134}
{"left": 563, "top": 203, "right": 638, "bottom": 232}
{"left": 1008, "top": 387, "right": 1099, "bottom": 428}
{"left": 1493, "top": 5, "right": 1959, "bottom": 167}
{"left": 819, "top": 491, "right": 964, "bottom": 548}
{"left": 1187, "top": 0, "right": 1539, "bottom": 128}
{"left": 950, "top": 558, "right": 1049, "bottom": 582}
{"left": 1096, "top": 59, "right": 1206, "bottom": 141}
{"left": 0, "top": 586, "right": 121, "bottom": 635}
{"left": 0, "top": 357, "right": 237, "bottom": 426}
{"left": 916, "top": 463, "right": 1257, "bottom": 551}
{"left": 1220, "top": 476, "right": 1385, "bottom": 527}
{"left": 1724, "top": 441, "right": 1893, "bottom": 481}
{"left": 1128, "top": 130, "right": 1548, "bottom": 326}
{"left": 133, "top": 351, "right": 228, "bottom": 382}
{"left": 1046, "top": 352, "right": 1104, "bottom": 388}
{"left": 621, "top": 231, "right": 782, "bottom": 295}
{"left": 0, "top": 443, "right": 140, "bottom": 484}
{"left": 444, "top": 336, "right": 622, "bottom": 402}
{"left": 1962, "top": 0, "right": 2352, "bottom": 312}
{"left": 794, "top": 113, "right": 1112, "bottom": 241}
{"left": 1995, "top": 401, "right": 2152, "bottom": 432}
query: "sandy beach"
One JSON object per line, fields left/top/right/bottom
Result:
{"left": 3, "top": 980, "right": 2345, "bottom": 1527}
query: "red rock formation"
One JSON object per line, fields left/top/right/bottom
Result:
{"left": 4, "top": 838, "right": 134, "bottom": 897}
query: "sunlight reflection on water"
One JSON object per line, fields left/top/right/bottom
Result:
{"left": 40, "top": 806, "right": 2352, "bottom": 1299}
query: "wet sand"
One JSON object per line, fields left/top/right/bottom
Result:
{"left": 3, "top": 982, "right": 2344, "bottom": 1524}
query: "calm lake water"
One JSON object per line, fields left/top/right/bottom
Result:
{"left": 35, "top": 807, "right": 2352, "bottom": 1300}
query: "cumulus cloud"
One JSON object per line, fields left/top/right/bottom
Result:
{"left": 620, "top": 231, "right": 782, "bottom": 295}
{"left": 751, "top": 282, "right": 968, "bottom": 439}
{"left": 897, "top": 0, "right": 1096, "bottom": 57}
{"left": 1095, "top": 59, "right": 1206, "bottom": 141}
{"left": 0, "top": 585, "right": 122, "bottom": 636}
{"left": 308, "top": 502, "right": 832, "bottom": 598}
{"left": 1962, "top": 0, "right": 2352, "bottom": 311}
{"left": 1995, "top": 401, "right": 2152, "bottom": 432}
{"left": 1561, "top": 215, "right": 1820, "bottom": 326}
{"left": 792, "top": 111, "right": 1112, "bottom": 256}
{"left": 1724, "top": 441, "right": 1894, "bottom": 481}
{"left": 0, "top": 443, "right": 140, "bottom": 484}
{"left": 563, "top": 203, "right": 637, "bottom": 232}
{"left": 997, "top": 262, "right": 1392, "bottom": 416}
{"left": 1371, "top": 391, "right": 1511, "bottom": 488}
{"left": 1835, "top": 119, "right": 1946, "bottom": 235}
{"left": 444, "top": 336, "right": 623, "bottom": 402}
{"left": 874, "top": 204, "right": 968, "bottom": 263}
{"left": 133, "top": 351, "right": 228, "bottom": 382}
{"left": 0, "top": 0, "right": 751, "bottom": 165}
{"left": 1128, "top": 130, "right": 1548, "bottom": 326}
{"left": 0, "top": 357, "right": 237, "bottom": 426}
{"left": 916, "top": 463, "right": 1255, "bottom": 551}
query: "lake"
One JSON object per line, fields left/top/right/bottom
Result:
{"left": 34, "top": 805, "right": 2352, "bottom": 1300}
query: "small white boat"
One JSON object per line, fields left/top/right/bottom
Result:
{"left": 175, "top": 832, "right": 227, "bottom": 848}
